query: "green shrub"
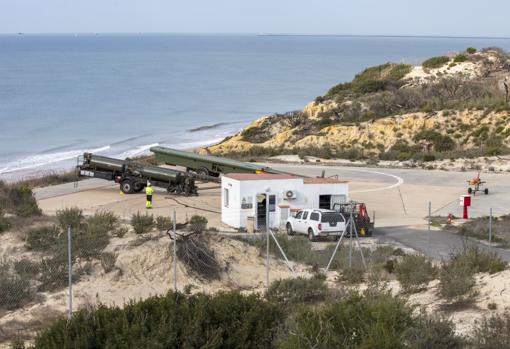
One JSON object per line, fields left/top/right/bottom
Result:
{"left": 0, "top": 212, "right": 10, "bottom": 233}
{"left": 130, "top": 212, "right": 154, "bottom": 234}
{"left": 471, "top": 312, "right": 510, "bottom": 348}
{"left": 407, "top": 312, "right": 464, "bottom": 348}
{"left": 37, "top": 255, "right": 73, "bottom": 292}
{"left": 13, "top": 258, "right": 40, "bottom": 279}
{"left": 265, "top": 276, "right": 329, "bottom": 306}
{"left": 452, "top": 247, "right": 506, "bottom": 274}
{"left": 453, "top": 54, "right": 467, "bottom": 63}
{"left": 279, "top": 292, "right": 415, "bottom": 349}
{"left": 56, "top": 207, "right": 83, "bottom": 231}
{"left": 189, "top": 215, "right": 208, "bottom": 233}
{"left": 32, "top": 291, "right": 282, "bottom": 349}
{"left": 24, "top": 225, "right": 61, "bottom": 251}
{"left": 7, "top": 184, "right": 41, "bottom": 217}
{"left": 156, "top": 215, "right": 173, "bottom": 232}
{"left": 439, "top": 255, "right": 476, "bottom": 303}
{"left": 467, "top": 47, "right": 477, "bottom": 54}
{"left": 423, "top": 154, "right": 436, "bottom": 162}
{"left": 100, "top": 252, "right": 117, "bottom": 273}
{"left": 422, "top": 56, "right": 450, "bottom": 69}
{"left": 0, "top": 262, "right": 35, "bottom": 310}
{"left": 86, "top": 210, "right": 118, "bottom": 235}
{"left": 395, "top": 254, "right": 437, "bottom": 292}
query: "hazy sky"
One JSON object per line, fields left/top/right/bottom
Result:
{"left": 1, "top": 0, "right": 508, "bottom": 37}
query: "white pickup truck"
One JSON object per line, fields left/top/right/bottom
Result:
{"left": 285, "top": 209, "right": 346, "bottom": 241}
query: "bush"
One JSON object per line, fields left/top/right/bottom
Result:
{"left": 439, "top": 255, "right": 476, "bottom": 303}
{"left": 100, "top": 252, "right": 117, "bottom": 273}
{"left": 423, "top": 154, "right": 436, "bottom": 162}
{"left": 189, "top": 215, "right": 208, "bottom": 233}
{"left": 265, "top": 276, "right": 329, "bottom": 307}
{"left": 56, "top": 207, "right": 83, "bottom": 231}
{"left": 156, "top": 215, "right": 173, "bottom": 232}
{"left": 395, "top": 254, "right": 437, "bottom": 292}
{"left": 177, "top": 235, "right": 221, "bottom": 280}
{"left": 422, "top": 56, "right": 450, "bottom": 69}
{"left": 0, "top": 212, "right": 10, "bottom": 233}
{"left": 7, "top": 184, "right": 41, "bottom": 217}
{"left": 86, "top": 210, "right": 118, "bottom": 235}
{"left": 0, "top": 262, "right": 35, "bottom": 310}
{"left": 24, "top": 225, "right": 61, "bottom": 251}
{"left": 37, "top": 254, "right": 74, "bottom": 292}
{"left": 467, "top": 47, "right": 477, "bottom": 54}
{"left": 452, "top": 247, "right": 506, "bottom": 274}
{"left": 407, "top": 312, "right": 464, "bottom": 348}
{"left": 471, "top": 312, "right": 510, "bottom": 348}
{"left": 32, "top": 291, "right": 282, "bottom": 349}
{"left": 130, "top": 212, "right": 154, "bottom": 234}
{"left": 279, "top": 292, "right": 415, "bottom": 349}
{"left": 453, "top": 54, "right": 467, "bottom": 63}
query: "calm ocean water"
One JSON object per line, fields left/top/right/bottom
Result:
{"left": 1, "top": 34, "right": 510, "bottom": 179}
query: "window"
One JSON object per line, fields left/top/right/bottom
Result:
{"left": 295, "top": 211, "right": 303, "bottom": 219}
{"left": 302, "top": 211, "right": 308, "bottom": 219}
{"left": 321, "top": 212, "right": 344, "bottom": 223}
{"left": 310, "top": 212, "right": 320, "bottom": 221}
{"left": 224, "top": 188, "right": 229, "bottom": 208}
{"left": 269, "top": 195, "right": 276, "bottom": 212}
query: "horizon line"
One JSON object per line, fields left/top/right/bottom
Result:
{"left": 1, "top": 32, "right": 510, "bottom": 40}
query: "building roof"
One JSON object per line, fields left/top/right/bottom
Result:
{"left": 303, "top": 177, "right": 347, "bottom": 184}
{"left": 224, "top": 173, "right": 300, "bottom": 181}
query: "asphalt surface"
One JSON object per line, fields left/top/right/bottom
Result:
{"left": 34, "top": 163, "right": 510, "bottom": 261}
{"left": 377, "top": 226, "right": 510, "bottom": 261}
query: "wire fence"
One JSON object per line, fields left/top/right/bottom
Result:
{"left": 0, "top": 204, "right": 504, "bottom": 345}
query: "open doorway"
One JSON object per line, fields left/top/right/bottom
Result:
{"left": 256, "top": 194, "right": 267, "bottom": 230}
{"left": 319, "top": 195, "right": 331, "bottom": 209}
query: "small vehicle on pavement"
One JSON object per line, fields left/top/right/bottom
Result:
{"left": 285, "top": 209, "right": 346, "bottom": 241}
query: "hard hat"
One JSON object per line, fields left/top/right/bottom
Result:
{"left": 147, "top": 181, "right": 152, "bottom": 186}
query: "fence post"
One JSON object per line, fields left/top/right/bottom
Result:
{"left": 67, "top": 226, "right": 72, "bottom": 320}
{"left": 489, "top": 208, "right": 493, "bottom": 248}
{"left": 427, "top": 202, "right": 431, "bottom": 250}
{"left": 173, "top": 210, "right": 177, "bottom": 291}
{"left": 348, "top": 211, "right": 353, "bottom": 268}
{"left": 266, "top": 196, "right": 270, "bottom": 288}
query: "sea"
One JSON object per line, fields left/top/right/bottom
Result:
{"left": 1, "top": 34, "right": 510, "bottom": 180}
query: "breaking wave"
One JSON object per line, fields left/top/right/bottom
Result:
{"left": 114, "top": 143, "right": 159, "bottom": 159}
{"left": 0, "top": 145, "right": 111, "bottom": 175}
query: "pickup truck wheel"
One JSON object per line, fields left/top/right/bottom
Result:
{"left": 286, "top": 223, "right": 294, "bottom": 236}
{"left": 308, "top": 228, "right": 315, "bottom": 242}
{"left": 121, "top": 180, "right": 135, "bottom": 194}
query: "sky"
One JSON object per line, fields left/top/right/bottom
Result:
{"left": 0, "top": 0, "right": 508, "bottom": 37}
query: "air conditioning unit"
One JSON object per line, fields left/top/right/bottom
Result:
{"left": 283, "top": 190, "right": 297, "bottom": 200}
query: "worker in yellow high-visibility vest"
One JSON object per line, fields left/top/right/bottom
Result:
{"left": 145, "top": 182, "right": 154, "bottom": 209}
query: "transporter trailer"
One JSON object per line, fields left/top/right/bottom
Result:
{"left": 77, "top": 153, "right": 218, "bottom": 196}
{"left": 150, "top": 146, "right": 285, "bottom": 177}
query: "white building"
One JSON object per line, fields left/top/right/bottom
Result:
{"left": 221, "top": 173, "right": 348, "bottom": 230}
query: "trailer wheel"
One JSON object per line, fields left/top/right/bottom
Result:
{"left": 484, "top": 188, "right": 489, "bottom": 195}
{"left": 468, "top": 187, "right": 473, "bottom": 194}
{"left": 121, "top": 180, "right": 135, "bottom": 194}
{"left": 196, "top": 167, "right": 209, "bottom": 177}
{"left": 134, "top": 182, "right": 144, "bottom": 193}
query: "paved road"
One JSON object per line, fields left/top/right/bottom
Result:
{"left": 34, "top": 178, "right": 112, "bottom": 200}
{"left": 377, "top": 225, "right": 510, "bottom": 262}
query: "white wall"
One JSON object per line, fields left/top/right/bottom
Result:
{"left": 221, "top": 177, "right": 241, "bottom": 228}
{"left": 221, "top": 177, "right": 349, "bottom": 229}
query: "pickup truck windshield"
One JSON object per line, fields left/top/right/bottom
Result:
{"left": 321, "top": 213, "right": 343, "bottom": 223}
